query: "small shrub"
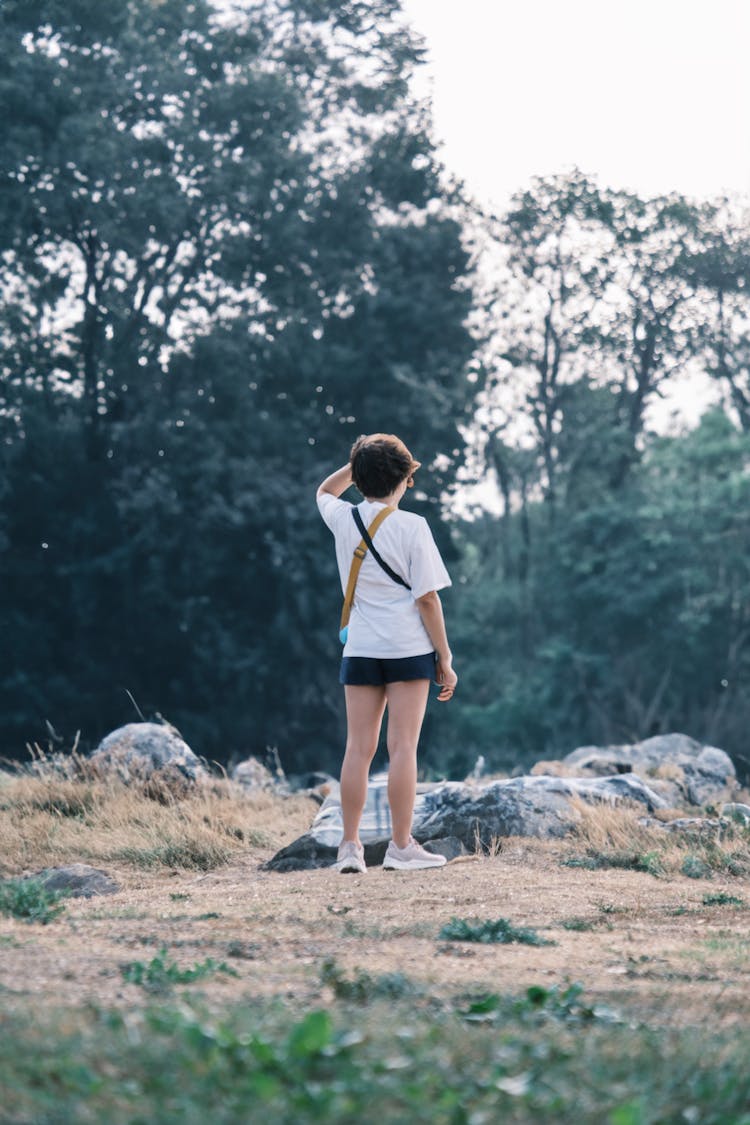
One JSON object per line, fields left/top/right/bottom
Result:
{"left": 320, "top": 959, "right": 417, "bottom": 1003}
{"left": 682, "top": 854, "right": 712, "bottom": 880}
{"left": 562, "top": 916, "right": 596, "bottom": 932}
{"left": 462, "top": 983, "right": 611, "bottom": 1025}
{"left": 438, "top": 916, "right": 554, "bottom": 946}
{"left": 121, "top": 948, "right": 238, "bottom": 992}
{"left": 563, "top": 850, "right": 664, "bottom": 877}
{"left": 702, "top": 892, "right": 744, "bottom": 907}
{"left": 0, "top": 878, "right": 67, "bottom": 925}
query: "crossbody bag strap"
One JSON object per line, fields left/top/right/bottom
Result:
{"left": 352, "top": 507, "right": 411, "bottom": 590}
{"left": 339, "top": 506, "right": 396, "bottom": 638}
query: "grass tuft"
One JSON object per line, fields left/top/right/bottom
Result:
{"left": 702, "top": 891, "right": 744, "bottom": 907}
{"left": 0, "top": 877, "right": 67, "bottom": 924}
{"left": 121, "top": 948, "right": 238, "bottom": 993}
{"left": 439, "top": 916, "right": 555, "bottom": 946}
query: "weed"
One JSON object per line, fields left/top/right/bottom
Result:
{"left": 702, "top": 892, "right": 745, "bottom": 907}
{"left": 563, "top": 850, "right": 665, "bottom": 877}
{"left": 666, "top": 905, "right": 689, "bottom": 916}
{"left": 597, "top": 902, "right": 629, "bottom": 915}
{"left": 0, "top": 878, "right": 67, "bottom": 924}
{"left": 562, "top": 916, "right": 596, "bottom": 932}
{"left": 121, "top": 948, "right": 238, "bottom": 993}
{"left": 462, "top": 983, "right": 615, "bottom": 1026}
{"left": 196, "top": 912, "right": 221, "bottom": 920}
{"left": 169, "top": 893, "right": 190, "bottom": 902}
{"left": 116, "top": 840, "right": 231, "bottom": 870}
{"left": 682, "top": 854, "right": 712, "bottom": 880}
{"left": 438, "top": 916, "right": 555, "bottom": 946}
{"left": 320, "top": 959, "right": 417, "bottom": 1004}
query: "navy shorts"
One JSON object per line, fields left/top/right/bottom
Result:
{"left": 340, "top": 651, "right": 437, "bottom": 686}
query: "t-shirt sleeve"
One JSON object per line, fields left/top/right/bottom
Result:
{"left": 408, "top": 518, "right": 452, "bottom": 599}
{"left": 316, "top": 491, "right": 351, "bottom": 532}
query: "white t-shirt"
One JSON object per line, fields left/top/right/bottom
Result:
{"left": 317, "top": 493, "right": 451, "bottom": 658}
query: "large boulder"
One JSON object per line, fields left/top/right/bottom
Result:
{"left": 559, "top": 733, "right": 737, "bottom": 807}
{"left": 265, "top": 771, "right": 667, "bottom": 869}
{"left": 31, "top": 864, "right": 120, "bottom": 898}
{"left": 89, "top": 722, "right": 208, "bottom": 790}
{"left": 413, "top": 774, "right": 667, "bottom": 848}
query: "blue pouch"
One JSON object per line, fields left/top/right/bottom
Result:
{"left": 339, "top": 626, "right": 348, "bottom": 645}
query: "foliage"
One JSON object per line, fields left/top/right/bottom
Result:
{"left": 320, "top": 957, "right": 417, "bottom": 1003}
{"left": 0, "top": 877, "right": 67, "bottom": 924}
{"left": 438, "top": 916, "right": 554, "bottom": 946}
{"left": 121, "top": 947, "right": 238, "bottom": 992}
{"left": 562, "top": 851, "right": 665, "bottom": 877}
{"left": 3, "top": 992, "right": 750, "bottom": 1123}
{"left": 702, "top": 892, "right": 744, "bottom": 907}
{"left": 0, "top": 0, "right": 475, "bottom": 770}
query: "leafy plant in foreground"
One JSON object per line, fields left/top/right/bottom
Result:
{"left": 0, "top": 878, "right": 67, "bottom": 924}
{"left": 121, "top": 948, "right": 238, "bottom": 992}
{"left": 439, "top": 916, "right": 555, "bottom": 946}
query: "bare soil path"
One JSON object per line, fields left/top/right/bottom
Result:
{"left": 3, "top": 839, "right": 749, "bottom": 1027}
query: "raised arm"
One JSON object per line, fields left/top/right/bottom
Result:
{"left": 415, "top": 590, "right": 457, "bottom": 702}
{"left": 316, "top": 463, "right": 353, "bottom": 499}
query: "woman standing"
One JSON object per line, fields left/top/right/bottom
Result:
{"left": 316, "top": 433, "right": 458, "bottom": 874}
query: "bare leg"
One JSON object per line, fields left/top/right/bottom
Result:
{"left": 384, "top": 679, "right": 431, "bottom": 849}
{"left": 341, "top": 685, "right": 387, "bottom": 845}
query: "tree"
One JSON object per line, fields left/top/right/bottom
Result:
{"left": 0, "top": 0, "right": 476, "bottom": 768}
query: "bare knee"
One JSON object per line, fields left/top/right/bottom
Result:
{"left": 344, "top": 738, "right": 378, "bottom": 763}
{"left": 386, "top": 737, "right": 418, "bottom": 762}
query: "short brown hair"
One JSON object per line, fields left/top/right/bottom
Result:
{"left": 350, "top": 433, "right": 417, "bottom": 499}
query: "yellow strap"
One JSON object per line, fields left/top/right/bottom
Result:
{"left": 339, "top": 507, "right": 396, "bottom": 634}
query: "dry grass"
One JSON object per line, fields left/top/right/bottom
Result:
{"left": 569, "top": 798, "right": 750, "bottom": 877}
{"left": 0, "top": 769, "right": 317, "bottom": 876}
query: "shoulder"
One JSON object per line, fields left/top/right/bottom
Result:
{"left": 316, "top": 492, "right": 352, "bottom": 531}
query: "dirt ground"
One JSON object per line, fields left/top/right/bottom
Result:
{"left": 2, "top": 837, "right": 749, "bottom": 1028}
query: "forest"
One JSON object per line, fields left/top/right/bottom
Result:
{"left": 2, "top": 0, "right": 749, "bottom": 780}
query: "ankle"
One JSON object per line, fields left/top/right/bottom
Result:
{"left": 392, "top": 835, "right": 410, "bottom": 850}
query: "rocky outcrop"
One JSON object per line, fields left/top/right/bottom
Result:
{"left": 263, "top": 833, "right": 465, "bottom": 872}
{"left": 266, "top": 772, "right": 667, "bottom": 870}
{"left": 413, "top": 774, "right": 667, "bottom": 848}
{"left": 89, "top": 722, "right": 208, "bottom": 791}
{"left": 558, "top": 733, "right": 737, "bottom": 807}
{"left": 31, "top": 864, "right": 119, "bottom": 898}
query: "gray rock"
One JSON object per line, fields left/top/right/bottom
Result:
{"left": 231, "top": 756, "right": 280, "bottom": 791}
{"left": 414, "top": 774, "right": 668, "bottom": 848}
{"left": 262, "top": 832, "right": 466, "bottom": 871}
{"left": 89, "top": 722, "right": 207, "bottom": 786}
{"left": 561, "top": 733, "right": 737, "bottom": 807}
{"left": 722, "top": 802, "right": 750, "bottom": 824}
{"left": 265, "top": 771, "right": 668, "bottom": 869}
{"left": 31, "top": 864, "right": 119, "bottom": 898}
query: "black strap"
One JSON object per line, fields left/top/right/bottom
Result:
{"left": 352, "top": 508, "right": 411, "bottom": 590}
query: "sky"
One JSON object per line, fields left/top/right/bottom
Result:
{"left": 401, "top": 0, "right": 750, "bottom": 210}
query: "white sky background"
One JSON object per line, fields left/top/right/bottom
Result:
{"left": 401, "top": 0, "right": 750, "bottom": 209}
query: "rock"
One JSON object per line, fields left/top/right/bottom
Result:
{"left": 31, "top": 864, "right": 119, "bottom": 898}
{"left": 89, "top": 723, "right": 208, "bottom": 789}
{"left": 722, "top": 802, "right": 750, "bottom": 824}
{"left": 262, "top": 832, "right": 467, "bottom": 871}
{"left": 560, "top": 733, "right": 737, "bottom": 807}
{"left": 265, "top": 771, "right": 668, "bottom": 869}
{"left": 414, "top": 774, "right": 668, "bottom": 848}
{"left": 231, "top": 756, "right": 280, "bottom": 791}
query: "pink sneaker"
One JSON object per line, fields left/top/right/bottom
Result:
{"left": 335, "top": 840, "right": 366, "bottom": 874}
{"left": 382, "top": 837, "right": 447, "bottom": 871}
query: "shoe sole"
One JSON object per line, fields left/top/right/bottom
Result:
{"left": 335, "top": 861, "right": 367, "bottom": 874}
{"left": 382, "top": 857, "right": 447, "bottom": 871}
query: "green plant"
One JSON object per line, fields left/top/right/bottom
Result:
{"left": 563, "top": 850, "right": 665, "bottom": 877}
{"left": 320, "top": 959, "right": 417, "bottom": 1004}
{"left": 121, "top": 948, "right": 238, "bottom": 992}
{"left": 462, "top": 983, "right": 615, "bottom": 1026}
{"left": 682, "top": 854, "right": 712, "bottom": 880}
{"left": 0, "top": 878, "right": 67, "bottom": 924}
{"left": 702, "top": 892, "right": 744, "bottom": 907}
{"left": 562, "top": 917, "right": 596, "bottom": 932}
{"left": 438, "top": 916, "right": 555, "bottom": 946}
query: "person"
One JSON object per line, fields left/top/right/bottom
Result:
{"left": 316, "top": 433, "right": 458, "bottom": 874}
